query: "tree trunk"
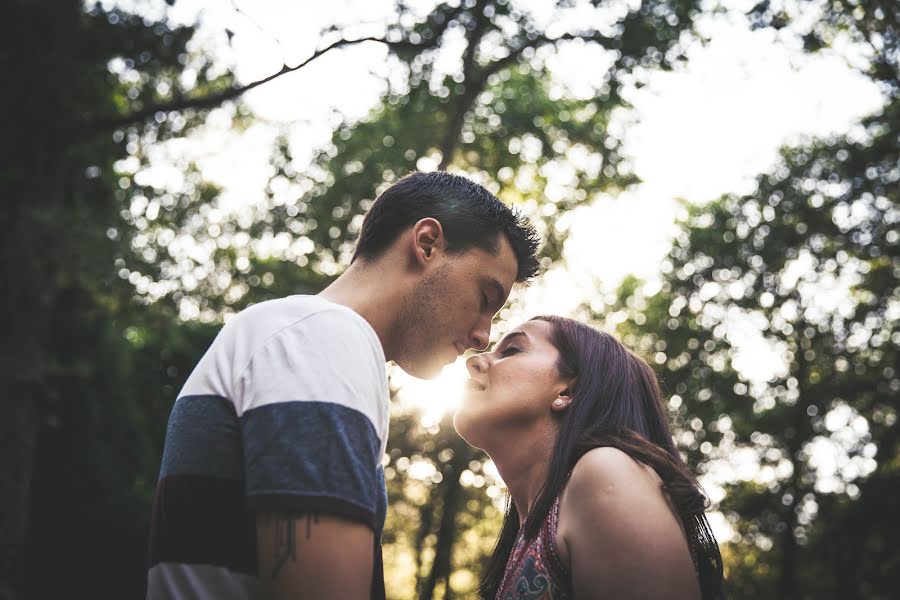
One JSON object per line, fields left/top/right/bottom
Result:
{"left": 418, "top": 475, "right": 464, "bottom": 600}
{"left": 414, "top": 491, "right": 436, "bottom": 592}
{"left": 0, "top": 396, "right": 39, "bottom": 600}
{"left": 418, "top": 444, "right": 471, "bottom": 600}
{"left": 437, "top": 0, "right": 490, "bottom": 170}
{"left": 779, "top": 325, "right": 807, "bottom": 600}
{"left": 777, "top": 506, "right": 797, "bottom": 600}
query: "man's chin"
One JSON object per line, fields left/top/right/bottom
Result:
{"left": 399, "top": 358, "right": 445, "bottom": 380}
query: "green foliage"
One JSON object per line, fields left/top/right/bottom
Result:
{"left": 1, "top": 1, "right": 230, "bottom": 596}
{"left": 6, "top": 0, "right": 895, "bottom": 598}
{"left": 609, "top": 49, "right": 897, "bottom": 600}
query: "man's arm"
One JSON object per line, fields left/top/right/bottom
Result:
{"left": 256, "top": 511, "right": 374, "bottom": 600}
{"left": 237, "top": 308, "right": 390, "bottom": 599}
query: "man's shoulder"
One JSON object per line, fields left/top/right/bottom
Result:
{"left": 227, "top": 295, "right": 385, "bottom": 380}
{"left": 230, "top": 294, "right": 338, "bottom": 328}
{"left": 234, "top": 296, "right": 390, "bottom": 439}
{"left": 230, "top": 295, "right": 378, "bottom": 350}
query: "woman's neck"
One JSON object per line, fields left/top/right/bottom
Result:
{"left": 487, "top": 425, "right": 557, "bottom": 527}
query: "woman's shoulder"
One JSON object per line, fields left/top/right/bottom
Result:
{"left": 558, "top": 446, "right": 669, "bottom": 545}
{"left": 556, "top": 447, "right": 702, "bottom": 598}
{"left": 566, "top": 446, "right": 660, "bottom": 499}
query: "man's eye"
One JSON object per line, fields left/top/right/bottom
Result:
{"left": 481, "top": 292, "right": 490, "bottom": 311}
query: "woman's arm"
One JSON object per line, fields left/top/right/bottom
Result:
{"left": 558, "top": 447, "right": 701, "bottom": 600}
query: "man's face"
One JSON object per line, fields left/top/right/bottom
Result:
{"left": 392, "top": 235, "right": 519, "bottom": 379}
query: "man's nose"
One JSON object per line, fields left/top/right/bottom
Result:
{"left": 467, "top": 317, "right": 491, "bottom": 351}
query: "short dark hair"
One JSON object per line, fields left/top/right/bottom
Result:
{"left": 352, "top": 171, "right": 540, "bottom": 282}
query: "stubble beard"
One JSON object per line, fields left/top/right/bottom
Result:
{"left": 393, "top": 264, "right": 450, "bottom": 378}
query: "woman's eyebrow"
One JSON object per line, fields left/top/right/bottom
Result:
{"left": 496, "top": 331, "right": 528, "bottom": 348}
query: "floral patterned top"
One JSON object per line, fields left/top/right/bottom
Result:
{"left": 496, "top": 496, "right": 572, "bottom": 600}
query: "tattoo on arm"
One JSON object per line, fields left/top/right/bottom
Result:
{"left": 270, "top": 514, "right": 296, "bottom": 579}
{"left": 268, "top": 513, "right": 320, "bottom": 579}
{"left": 305, "top": 513, "right": 320, "bottom": 539}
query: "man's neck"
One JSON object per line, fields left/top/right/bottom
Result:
{"left": 318, "top": 260, "right": 403, "bottom": 362}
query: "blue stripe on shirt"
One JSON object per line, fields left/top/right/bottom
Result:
{"left": 159, "top": 394, "right": 243, "bottom": 481}
{"left": 240, "top": 400, "right": 383, "bottom": 531}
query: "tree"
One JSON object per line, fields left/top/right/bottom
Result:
{"left": 2, "top": 0, "right": 712, "bottom": 597}
{"left": 0, "top": 2, "right": 234, "bottom": 596}
{"left": 115, "top": 1, "right": 709, "bottom": 595}
{"left": 269, "top": 3, "right": 707, "bottom": 596}
{"left": 609, "top": 0, "right": 898, "bottom": 595}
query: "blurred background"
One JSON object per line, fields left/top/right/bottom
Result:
{"left": 1, "top": 0, "right": 896, "bottom": 598}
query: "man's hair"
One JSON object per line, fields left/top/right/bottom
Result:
{"left": 352, "top": 171, "right": 540, "bottom": 282}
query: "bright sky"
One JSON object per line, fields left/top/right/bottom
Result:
{"left": 105, "top": 0, "right": 884, "bottom": 542}
{"left": 143, "top": 0, "right": 882, "bottom": 323}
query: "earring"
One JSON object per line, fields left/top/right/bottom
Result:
{"left": 554, "top": 399, "right": 563, "bottom": 406}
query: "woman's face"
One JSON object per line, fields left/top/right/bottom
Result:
{"left": 453, "top": 319, "right": 572, "bottom": 450}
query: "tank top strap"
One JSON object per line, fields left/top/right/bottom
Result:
{"left": 540, "top": 495, "right": 572, "bottom": 592}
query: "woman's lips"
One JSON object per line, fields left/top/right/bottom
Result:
{"left": 464, "top": 378, "right": 486, "bottom": 392}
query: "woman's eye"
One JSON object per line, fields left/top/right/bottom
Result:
{"left": 500, "top": 346, "right": 520, "bottom": 357}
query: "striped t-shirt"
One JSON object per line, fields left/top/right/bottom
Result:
{"left": 147, "top": 295, "right": 389, "bottom": 599}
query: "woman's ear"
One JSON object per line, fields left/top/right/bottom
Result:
{"left": 551, "top": 386, "right": 573, "bottom": 412}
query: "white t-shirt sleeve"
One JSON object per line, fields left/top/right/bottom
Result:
{"left": 235, "top": 309, "right": 388, "bottom": 528}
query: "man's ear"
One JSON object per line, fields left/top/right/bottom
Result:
{"left": 411, "top": 218, "right": 445, "bottom": 266}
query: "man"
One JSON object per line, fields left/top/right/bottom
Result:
{"left": 147, "top": 171, "right": 540, "bottom": 599}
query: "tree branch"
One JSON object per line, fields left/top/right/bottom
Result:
{"left": 436, "top": 26, "right": 616, "bottom": 170}
{"left": 84, "top": 36, "right": 419, "bottom": 134}
{"left": 438, "top": 0, "right": 491, "bottom": 169}
{"left": 228, "top": 0, "right": 289, "bottom": 65}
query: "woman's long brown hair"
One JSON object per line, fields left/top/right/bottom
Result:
{"left": 478, "top": 316, "right": 725, "bottom": 599}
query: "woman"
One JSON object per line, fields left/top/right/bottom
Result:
{"left": 454, "top": 316, "right": 725, "bottom": 599}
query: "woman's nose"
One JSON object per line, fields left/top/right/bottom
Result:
{"left": 466, "top": 353, "right": 489, "bottom": 376}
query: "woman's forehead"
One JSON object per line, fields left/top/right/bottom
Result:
{"left": 501, "top": 319, "right": 554, "bottom": 344}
